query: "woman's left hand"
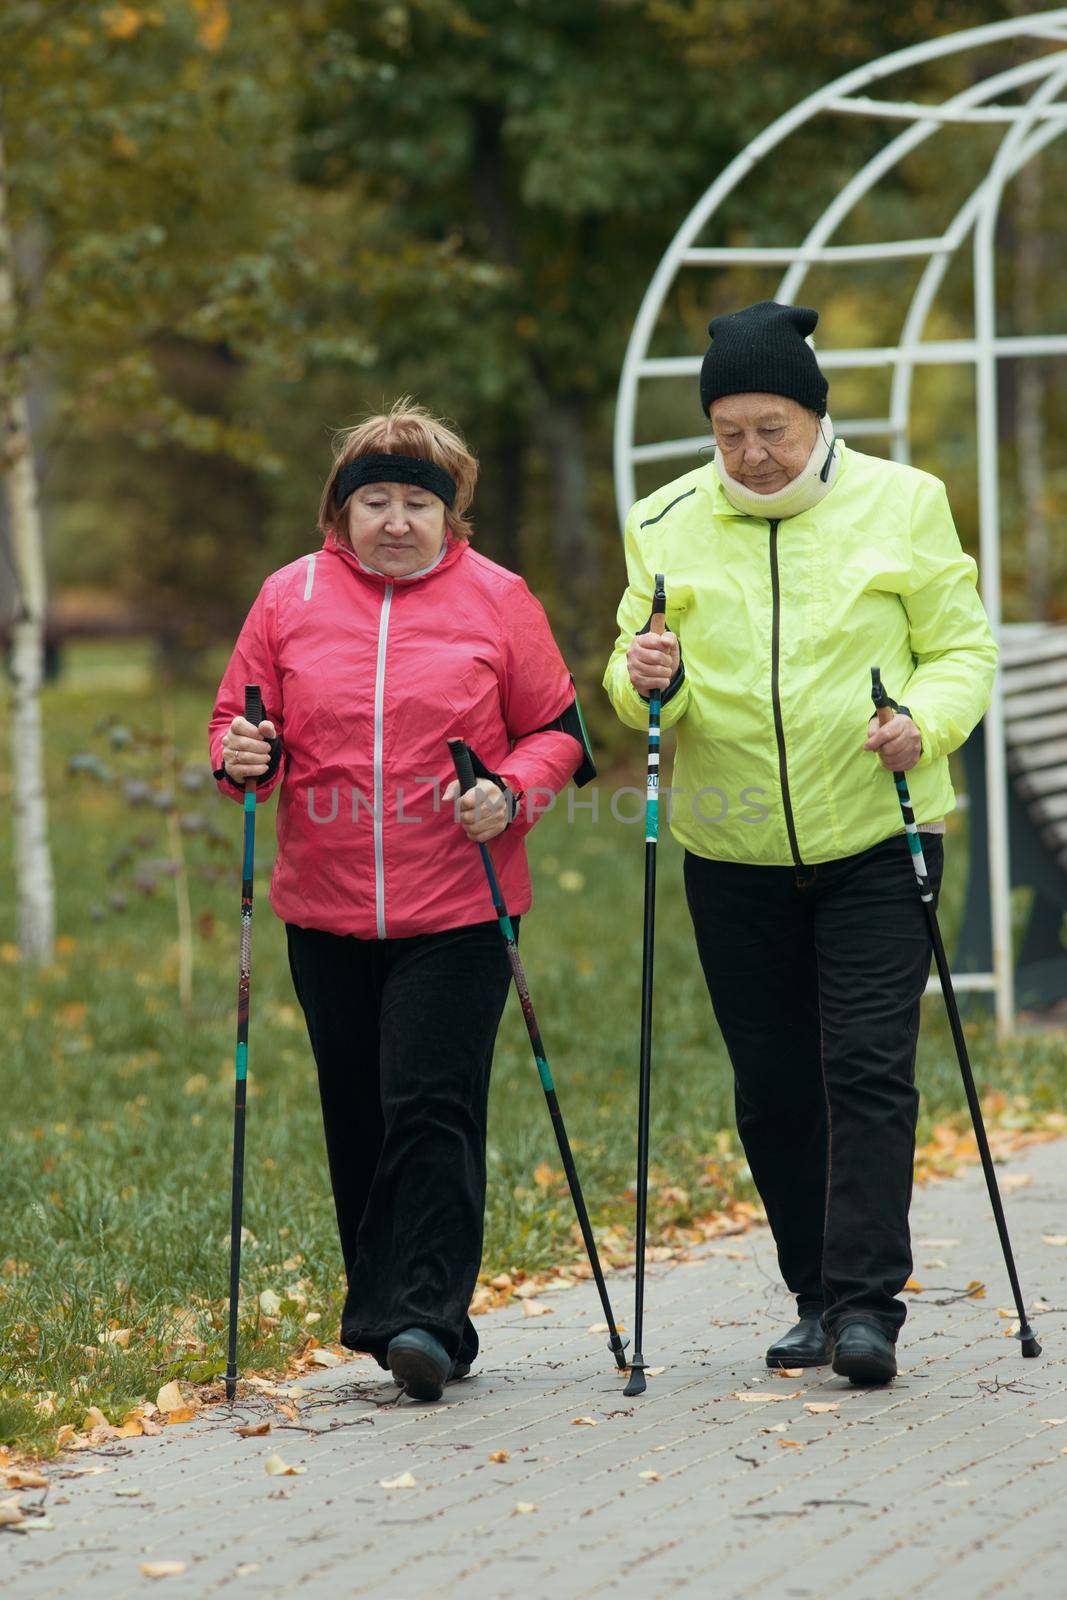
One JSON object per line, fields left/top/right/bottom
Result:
{"left": 443, "top": 777, "right": 512, "bottom": 842}
{"left": 864, "top": 713, "right": 922, "bottom": 772}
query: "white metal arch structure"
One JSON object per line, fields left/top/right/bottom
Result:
{"left": 615, "top": 12, "right": 1067, "bottom": 1035}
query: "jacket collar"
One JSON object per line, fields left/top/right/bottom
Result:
{"left": 323, "top": 530, "right": 468, "bottom": 586}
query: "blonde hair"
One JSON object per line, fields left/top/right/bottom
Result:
{"left": 319, "top": 398, "right": 479, "bottom": 544}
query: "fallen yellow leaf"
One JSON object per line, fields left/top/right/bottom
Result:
{"left": 571, "top": 1416, "right": 598, "bottom": 1427}
{"left": 236, "top": 1420, "right": 271, "bottom": 1438}
{"left": 0, "top": 1498, "right": 24, "bottom": 1528}
{"left": 162, "top": 1407, "right": 197, "bottom": 1425}
{"left": 774, "top": 1367, "right": 804, "bottom": 1378}
{"left": 264, "top": 1453, "right": 306, "bottom": 1477}
{"left": 514, "top": 1501, "right": 538, "bottom": 1514}
{"left": 379, "top": 1471, "right": 417, "bottom": 1490}
{"left": 156, "top": 1381, "right": 187, "bottom": 1414}
{"left": 903, "top": 1279, "right": 924, "bottom": 1292}
{"left": 82, "top": 1405, "right": 109, "bottom": 1430}
{"left": 533, "top": 1162, "right": 560, "bottom": 1188}
{"left": 1042, "top": 1235, "right": 1067, "bottom": 1247}
{"left": 308, "top": 1349, "right": 342, "bottom": 1368}
{"left": 778, "top": 1439, "right": 804, "bottom": 1449}
{"left": 733, "top": 1391, "right": 802, "bottom": 1403}
{"left": 488, "top": 1450, "right": 509, "bottom": 1464}
{"left": 761, "top": 1423, "right": 788, "bottom": 1433}
{"left": 6, "top": 1468, "right": 47, "bottom": 1488}
{"left": 803, "top": 1402, "right": 841, "bottom": 1415}
{"left": 97, "top": 1328, "right": 132, "bottom": 1349}
{"left": 521, "top": 1299, "right": 553, "bottom": 1318}
{"left": 140, "top": 1562, "right": 187, "bottom": 1579}
{"left": 638, "top": 1469, "right": 661, "bottom": 1481}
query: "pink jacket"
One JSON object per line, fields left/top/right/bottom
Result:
{"left": 209, "top": 534, "right": 581, "bottom": 939}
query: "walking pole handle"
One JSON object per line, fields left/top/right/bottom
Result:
{"left": 870, "top": 667, "right": 894, "bottom": 731}
{"left": 448, "top": 737, "right": 478, "bottom": 796}
{"left": 651, "top": 573, "right": 667, "bottom": 638}
{"left": 244, "top": 684, "right": 265, "bottom": 729}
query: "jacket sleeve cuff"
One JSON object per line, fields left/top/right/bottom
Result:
{"left": 211, "top": 736, "right": 284, "bottom": 799}
{"left": 635, "top": 608, "right": 685, "bottom": 707}
{"left": 466, "top": 744, "right": 521, "bottom": 829}
{"left": 636, "top": 656, "right": 686, "bottom": 708}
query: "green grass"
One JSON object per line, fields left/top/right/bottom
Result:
{"left": 1, "top": 641, "right": 1065, "bottom": 1454}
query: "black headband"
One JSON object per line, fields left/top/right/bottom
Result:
{"left": 334, "top": 453, "right": 457, "bottom": 510}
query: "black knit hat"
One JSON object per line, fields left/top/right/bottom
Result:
{"left": 699, "top": 300, "right": 829, "bottom": 417}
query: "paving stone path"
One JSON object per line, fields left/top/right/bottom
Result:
{"left": 4, "top": 1138, "right": 1066, "bottom": 1600}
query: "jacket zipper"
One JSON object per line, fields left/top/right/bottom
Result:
{"left": 373, "top": 584, "right": 393, "bottom": 938}
{"left": 768, "top": 519, "right": 804, "bottom": 868}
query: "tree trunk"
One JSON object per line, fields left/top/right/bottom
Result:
{"left": 0, "top": 112, "right": 55, "bottom": 961}
{"left": 532, "top": 391, "right": 598, "bottom": 656}
{"left": 477, "top": 415, "right": 525, "bottom": 574}
{"left": 1013, "top": 155, "right": 1049, "bottom": 621}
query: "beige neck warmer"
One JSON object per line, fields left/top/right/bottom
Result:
{"left": 715, "top": 416, "right": 840, "bottom": 520}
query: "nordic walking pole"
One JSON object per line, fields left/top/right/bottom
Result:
{"left": 225, "top": 684, "right": 265, "bottom": 1401}
{"left": 625, "top": 573, "right": 667, "bottom": 1398}
{"left": 447, "top": 738, "right": 629, "bottom": 1373}
{"left": 870, "top": 667, "right": 1040, "bottom": 1358}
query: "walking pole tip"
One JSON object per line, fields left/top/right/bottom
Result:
{"left": 623, "top": 1355, "right": 648, "bottom": 1398}
{"left": 1019, "top": 1328, "right": 1042, "bottom": 1358}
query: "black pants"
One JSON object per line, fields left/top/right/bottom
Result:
{"left": 684, "top": 832, "right": 944, "bottom": 1340}
{"left": 286, "top": 919, "right": 513, "bottom": 1368}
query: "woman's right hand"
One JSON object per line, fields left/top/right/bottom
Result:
{"left": 627, "top": 630, "right": 680, "bottom": 696}
{"left": 222, "top": 715, "right": 277, "bottom": 781}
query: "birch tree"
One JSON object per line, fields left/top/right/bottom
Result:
{"left": 0, "top": 105, "right": 53, "bottom": 961}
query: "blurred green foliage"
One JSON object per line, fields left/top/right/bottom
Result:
{"left": 1, "top": 1, "right": 1064, "bottom": 732}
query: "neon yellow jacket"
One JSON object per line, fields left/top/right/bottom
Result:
{"left": 603, "top": 444, "right": 997, "bottom": 866}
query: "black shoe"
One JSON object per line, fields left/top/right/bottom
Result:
{"left": 765, "top": 1312, "right": 831, "bottom": 1369}
{"left": 391, "top": 1356, "right": 472, "bottom": 1389}
{"left": 386, "top": 1328, "right": 452, "bottom": 1401}
{"left": 832, "top": 1321, "right": 897, "bottom": 1386}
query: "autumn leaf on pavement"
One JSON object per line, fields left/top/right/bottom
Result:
{"left": 521, "top": 1300, "right": 553, "bottom": 1318}
{"left": 236, "top": 1421, "right": 271, "bottom": 1438}
{"left": 778, "top": 1439, "right": 804, "bottom": 1449}
{"left": 638, "top": 1470, "right": 660, "bottom": 1481}
{"left": 156, "top": 1381, "right": 189, "bottom": 1414}
{"left": 264, "top": 1454, "right": 306, "bottom": 1477}
{"left": 571, "top": 1416, "right": 598, "bottom": 1427}
{"left": 514, "top": 1501, "right": 538, "bottom": 1514}
{"left": 379, "top": 1472, "right": 417, "bottom": 1490}
{"left": 6, "top": 1469, "right": 48, "bottom": 1488}
{"left": 488, "top": 1450, "right": 509, "bottom": 1464}
{"left": 140, "top": 1561, "right": 187, "bottom": 1578}
{"left": 803, "top": 1402, "right": 841, "bottom": 1414}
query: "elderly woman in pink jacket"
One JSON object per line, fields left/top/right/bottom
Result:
{"left": 209, "top": 401, "right": 592, "bottom": 1401}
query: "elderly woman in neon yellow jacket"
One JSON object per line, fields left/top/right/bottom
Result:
{"left": 604, "top": 300, "right": 997, "bottom": 1388}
